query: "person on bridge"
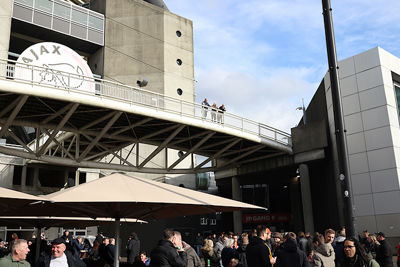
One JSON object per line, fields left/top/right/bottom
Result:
{"left": 211, "top": 103, "right": 218, "bottom": 122}
{"left": 202, "top": 98, "right": 211, "bottom": 119}
{"left": 218, "top": 104, "right": 226, "bottom": 124}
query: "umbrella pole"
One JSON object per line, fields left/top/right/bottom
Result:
{"left": 35, "top": 227, "right": 41, "bottom": 262}
{"left": 114, "top": 218, "right": 120, "bottom": 267}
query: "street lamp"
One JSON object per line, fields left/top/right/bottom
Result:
{"left": 296, "top": 98, "right": 307, "bottom": 125}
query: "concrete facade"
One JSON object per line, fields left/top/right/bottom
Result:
{"left": 324, "top": 47, "right": 400, "bottom": 237}
{"left": 87, "top": 0, "right": 196, "bottom": 184}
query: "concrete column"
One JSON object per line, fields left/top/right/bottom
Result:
{"left": 33, "top": 167, "right": 39, "bottom": 190}
{"left": 0, "top": 1, "right": 12, "bottom": 61}
{"left": 75, "top": 170, "right": 80, "bottom": 186}
{"left": 232, "top": 176, "right": 243, "bottom": 234}
{"left": 21, "top": 165, "right": 27, "bottom": 191}
{"left": 299, "top": 164, "right": 314, "bottom": 234}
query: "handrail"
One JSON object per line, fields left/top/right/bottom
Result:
{"left": 0, "top": 59, "right": 292, "bottom": 147}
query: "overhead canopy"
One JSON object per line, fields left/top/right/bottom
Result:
{"left": 0, "top": 186, "right": 46, "bottom": 214}
{"left": 42, "top": 173, "right": 266, "bottom": 220}
{"left": 0, "top": 216, "right": 147, "bottom": 228}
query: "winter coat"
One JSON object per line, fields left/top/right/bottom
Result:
{"left": 150, "top": 239, "right": 187, "bottom": 267}
{"left": 201, "top": 248, "right": 219, "bottom": 267}
{"left": 237, "top": 244, "right": 248, "bottom": 267}
{"left": 127, "top": 238, "right": 141, "bottom": 264}
{"left": 245, "top": 236, "right": 272, "bottom": 267}
{"left": 221, "top": 247, "right": 238, "bottom": 267}
{"left": 214, "top": 240, "right": 224, "bottom": 260}
{"left": 310, "top": 243, "right": 335, "bottom": 267}
{"left": 338, "top": 254, "right": 380, "bottom": 267}
{"left": 34, "top": 250, "right": 86, "bottom": 267}
{"left": 275, "top": 238, "right": 310, "bottom": 267}
{"left": 183, "top": 242, "right": 201, "bottom": 267}
{"left": 333, "top": 236, "right": 346, "bottom": 265}
{"left": 376, "top": 239, "right": 393, "bottom": 267}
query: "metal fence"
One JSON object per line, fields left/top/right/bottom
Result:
{"left": 0, "top": 59, "right": 292, "bottom": 147}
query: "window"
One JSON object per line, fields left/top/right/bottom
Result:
{"left": 177, "top": 88, "right": 183, "bottom": 95}
{"left": 394, "top": 83, "right": 400, "bottom": 120}
{"left": 176, "top": 59, "right": 182, "bottom": 66}
{"left": 176, "top": 30, "right": 182, "bottom": 37}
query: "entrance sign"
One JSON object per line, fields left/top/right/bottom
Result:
{"left": 15, "top": 42, "right": 95, "bottom": 93}
{"left": 242, "top": 213, "right": 291, "bottom": 224}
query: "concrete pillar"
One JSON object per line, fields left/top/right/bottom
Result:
{"left": 299, "top": 164, "right": 314, "bottom": 234}
{"left": 75, "top": 170, "right": 80, "bottom": 186}
{"left": 33, "top": 167, "right": 39, "bottom": 190}
{"left": 0, "top": 1, "right": 12, "bottom": 61}
{"left": 232, "top": 176, "right": 243, "bottom": 234}
{"left": 21, "top": 165, "right": 27, "bottom": 191}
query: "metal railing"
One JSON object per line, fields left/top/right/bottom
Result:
{"left": 0, "top": 59, "right": 292, "bottom": 147}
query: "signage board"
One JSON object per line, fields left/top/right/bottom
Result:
{"left": 15, "top": 42, "right": 95, "bottom": 93}
{"left": 242, "top": 213, "right": 291, "bottom": 224}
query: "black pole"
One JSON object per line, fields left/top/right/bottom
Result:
{"left": 321, "top": 0, "right": 355, "bottom": 237}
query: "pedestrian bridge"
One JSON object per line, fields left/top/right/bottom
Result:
{"left": 0, "top": 59, "right": 292, "bottom": 174}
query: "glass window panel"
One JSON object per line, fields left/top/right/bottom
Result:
{"left": 54, "top": 2, "right": 70, "bottom": 19}
{"left": 395, "top": 84, "right": 400, "bottom": 119}
{"left": 71, "top": 8, "right": 88, "bottom": 25}
{"left": 15, "top": 0, "right": 34, "bottom": 7}
{"left": 34, "top": 0, "right": 52, "bottom": 13}
{"left": 89, "top": 15, "right": 104, "bottom": 31}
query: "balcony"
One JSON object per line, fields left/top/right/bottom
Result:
{"left": 12, "top": 0, "right": 104, "bottom": 46}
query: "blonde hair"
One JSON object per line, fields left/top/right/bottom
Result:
{"left": 201, "top": 239, "right": 214, "bottom": 253}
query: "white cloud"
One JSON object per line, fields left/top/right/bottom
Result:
{"left": 166, "top": 0, "right": 400, "bottom": 133}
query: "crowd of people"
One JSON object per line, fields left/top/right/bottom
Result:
{"left": 189, "top": 226, "right": 400, "bottom": 267}
{"left": 0, "top": 226, "right": 399, "bottom": 267}
{"left": 201, "top": 98, "right": 226, "bottom": 123}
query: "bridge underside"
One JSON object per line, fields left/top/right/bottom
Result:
{"left": 0, "top": 92, "right": 288, "bottom": 174}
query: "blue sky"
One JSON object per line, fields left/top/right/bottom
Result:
{"left": 165, "top": 0, "right": 400, "bottom": 133}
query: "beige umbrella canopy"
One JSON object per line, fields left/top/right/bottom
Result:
{"left": 0, "top": 186, "right": 46, "bottom": 213}
{"left": 40, "top": 173, "right": 266, "bottom": 267}
{"left": 43, "top": 173, "right": 265, "bottom": 219}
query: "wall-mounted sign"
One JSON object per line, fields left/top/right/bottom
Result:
{"left": 15, "top": 42, "right": 95, "bottom": 93}
{"left": 242, "top": 213, "right": 291, "bottom": 224}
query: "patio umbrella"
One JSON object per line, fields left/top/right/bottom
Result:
{"left": 39, "top": 173, "right": 266, "bottom": 267}
{"left": 0, "top": 186, "right": 47, "bottom": 213}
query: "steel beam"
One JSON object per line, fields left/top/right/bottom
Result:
{"left": 36, "top": 103, "right": 79, "bottom": 156}
{"left": 168, "top": 132, "right": 215, "bottom": 171}
{"left": 78, "top": 112, "right": 122, "bottom": 161}
{"left": 138, "top": 125, "right": 185, "bottom": 168}
{"left": 0, "top": 95, "right": 28, "bottom": 139}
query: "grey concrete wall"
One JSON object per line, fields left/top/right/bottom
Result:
{"left": 0, "top": 0, "right": 12, "bottom": 61}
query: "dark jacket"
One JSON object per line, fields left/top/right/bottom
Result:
{"left": 338, "top": 254, "right": 380, "bottom": 267}
{"left": 200, "top": 249, "right": 219, "bottom": 267}
{"left": 376, "top": 239, "right": 393, "bottom": 267}
{"left": 150, "top": 239, "right": 187, "bottom": 267}
{"left": 34, "top": 250, "right": 86, "bottom": 267}
{"left": 105, "top": 244, "right": 115, "bottom": 265}
{"left": 275, "top": 238, "right": 310, "bottom": 267}
{"left": 127, "top": 238, "right": 141, "bottom": 264}
{"left": 245, "top": 236, "right": 272, "bottom": 267}
{"left": 221, "top": 247, "right": 238, "bottom": 267}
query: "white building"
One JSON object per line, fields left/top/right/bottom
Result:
{"left": 324, "top": 47, "right": 400, "bottom": 237}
